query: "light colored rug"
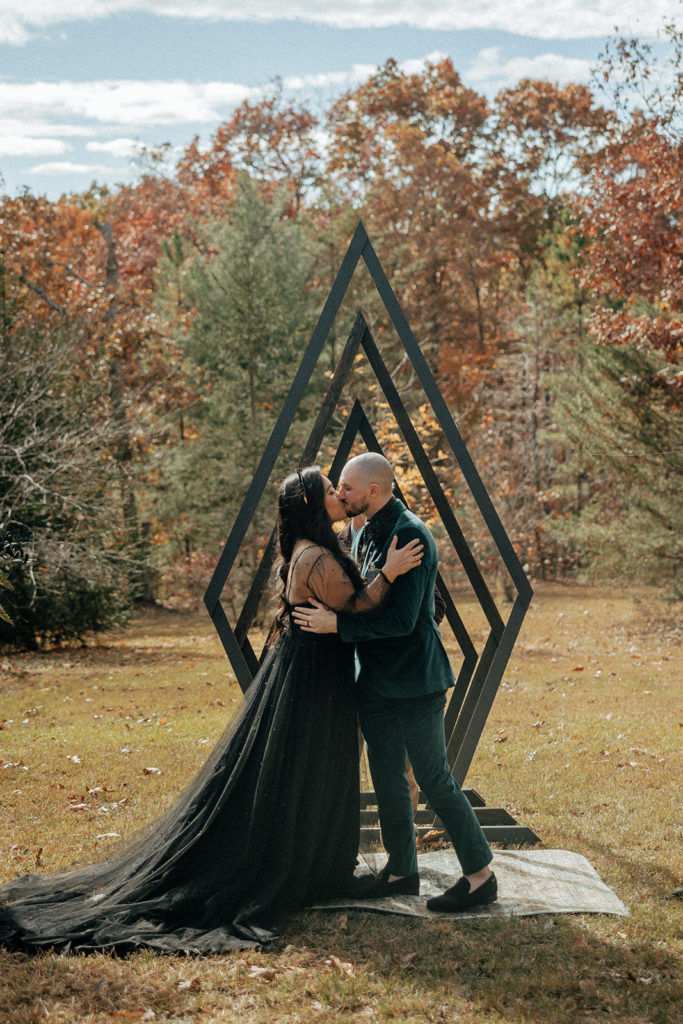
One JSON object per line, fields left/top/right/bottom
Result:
{"left": 312, "top": 849, "right": 629, "bottom": 919}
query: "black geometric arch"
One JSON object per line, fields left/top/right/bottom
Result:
{"left": 205, "top": 221, "right": 538, "bottom": 846}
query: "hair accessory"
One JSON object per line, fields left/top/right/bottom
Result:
{"left": 296, "top": 467, "right": 308, "bottom": 505}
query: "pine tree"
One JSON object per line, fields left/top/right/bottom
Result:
{"left": 154, "top": 177, "right": 322, "bottom": 609}
{"left": 550, "top": 339, "right": 682, "bottom": 594}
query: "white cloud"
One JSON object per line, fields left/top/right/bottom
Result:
{"left": 398, "top": 51, "right": 450, "bottom": 76}
{"left": 29, "top": 160, "right": 120, "bottom": 175}
{"left": 0, "top": 56, "right": 443, "bottom": 139}
{"left": 0, "top": 1, "right": 674, "bottom": 44}
{"left": 0, "top": 136, "right": 71, "bottom": 156}
{"left": 280, "top": 53, "right": 446, "bottom": 93}
{"left": 0, "top": 47, "right": 605, "bottom": 168}
{"left": 0, "top": 118, "right": 97, "bottom": 138}
{"left": 86, "top": 137, "right": 143, "bottom": 157}
{"left": 0, "top": 79, "right": 256, "bottom": 126}
{"left": 282, "top": 66, "right": 374, "bottom": 92}
{"left": 466, "top": 47, "right": 594, "bottom": 91}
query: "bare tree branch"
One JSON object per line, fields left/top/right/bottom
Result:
{"left": 19, "top": 267, "right": 64, "bottom": 313}
{"left": 45, "top": 257, "right": 97, "bottom": 288}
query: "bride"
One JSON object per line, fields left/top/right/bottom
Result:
{"left": 0, "top": 466, "right": 422, "bottom": 953}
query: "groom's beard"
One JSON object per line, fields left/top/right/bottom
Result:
{"left": 343, "top": 499, "right": 370, "bottom": 518}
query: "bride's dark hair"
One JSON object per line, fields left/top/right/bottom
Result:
{"left": 274, "top": 466, "right": 363, "bottom": 632}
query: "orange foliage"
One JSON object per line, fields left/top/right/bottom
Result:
{"left": 177, "top": 92, "right": 320, "bottom": 217}
{"left": 325, "top": 61, "right": 612, "bottom": 413}
{"left": 0, "top": 193, "right": 108, "bottom": 334}
{"left": 575, "top": 27, "right": 682, "bottom": 401}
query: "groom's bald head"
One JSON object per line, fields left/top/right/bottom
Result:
{"left": 338, "top": 453, "right": 394, "bottom": 518}
{"left": 345, "top": 453, "right": 393, "bottom": 493}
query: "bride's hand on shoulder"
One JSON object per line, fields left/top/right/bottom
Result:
{"left": 382, "top": 534, "right": 423, "bottom": 582}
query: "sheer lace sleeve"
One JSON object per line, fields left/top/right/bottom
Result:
{"left": 288, "top": 545, "right": 390, "bottom": 613}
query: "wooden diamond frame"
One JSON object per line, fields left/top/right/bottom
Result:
{"left": 204, "top": 222, "right": 538, "bottom": 846}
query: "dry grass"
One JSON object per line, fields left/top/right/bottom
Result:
{"left": 1, "top": 583, "right": 681, "bottom": 1024}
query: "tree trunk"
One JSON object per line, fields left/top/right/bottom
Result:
{"left": 95, "top": 220, "right": 151, "bottom": 603}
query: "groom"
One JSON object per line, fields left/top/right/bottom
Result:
{"left": 293, "top": 452, "right": 497, "bottom": 912}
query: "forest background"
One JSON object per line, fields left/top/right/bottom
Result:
{"left": 0, "top": 24, "right": 681, "bottom": 649}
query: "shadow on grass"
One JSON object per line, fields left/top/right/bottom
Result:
{"left": 1, "top": 909, "right": 677, "bottom": 1024}
{"left": 286, "top": 907, "right": 680, "bottom": 1024}
{"left": 566, "top": 828, "right": 682, "bottom": 904}
{"left": 5, "top": 638, "right": 222, "bottom": 674}
{"left": 0, "top": 947, "right": 198, "bottom": 1023}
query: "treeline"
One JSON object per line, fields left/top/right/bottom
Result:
{"left": 1, "top": 27, "right": 681, "bottom": 647}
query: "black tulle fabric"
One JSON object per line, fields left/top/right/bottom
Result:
{"left": 0, "top": 544, "right": 389, "bottom": 955}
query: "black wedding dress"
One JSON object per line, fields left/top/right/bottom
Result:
{"left": 0, "top": 545, "right": 389, "bottom": 954}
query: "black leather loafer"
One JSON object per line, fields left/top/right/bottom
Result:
{"left": 354, "top": 863, "right": 420, "bottom": 899}
{"left": 426, "top": 872, "right": 497, "bottom": 912}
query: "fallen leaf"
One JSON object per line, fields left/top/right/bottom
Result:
{"left": 327, "top": 955, "right": 355, "bottom": 977}
{"left": 178, "top": 977, "right": 201, "bottom": 991}
{"left": 420, "top": 829, "right": 446, "bottom": 844}
{"left": 396, "top": 952, "right": 419, "bottom": 968}
{"left": 248, "top": 966, "right": 279, "bottom": 981}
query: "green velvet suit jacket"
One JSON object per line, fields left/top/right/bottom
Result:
{"left": 337, "top": 498, "right": 454, "bottom": 701}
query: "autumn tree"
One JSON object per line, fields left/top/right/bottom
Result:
{"left": 0, "top": 193, "right": 136, "bottom": 641}
{"left": 577, "top": 42, "right": 682, "bottom": 402}
{"left": 0, "top": 192, "right": 107, "bottom": 325}
{"left": 177, "top": 87, "right": 321, "bottom": 219}
{"left": 487, "top": 79, "right": 614, "bottom": 277}
{"left": 322, "top": 64, "right": 610, "bottom": 433}
{"left": 325, "top": 59, "right": 498, "bottom": 406}
{"left": 556, "top": 24, "right": 683, "bottom": 590}
{"left": 0, "top": 178, "right": 196, "bottom": 608}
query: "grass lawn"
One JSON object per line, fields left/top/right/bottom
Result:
{"left": 0, "top": 582, "right": 680, "bottom": 1023}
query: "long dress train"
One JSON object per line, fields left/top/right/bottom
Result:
{"left": 0, "top": 544, "right": 387, "bottom": 954}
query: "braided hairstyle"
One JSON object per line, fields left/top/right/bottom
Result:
{"left": 274, "top": 466, "right": 363, "bottom": 634}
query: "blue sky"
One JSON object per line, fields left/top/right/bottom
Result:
{"left": 0, "top": 1, "right": 675, "bottom": 200}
